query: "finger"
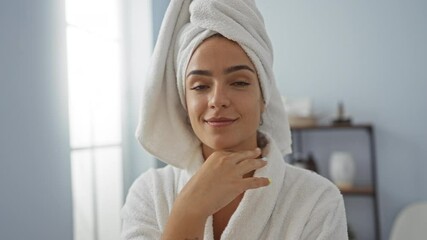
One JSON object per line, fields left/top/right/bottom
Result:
{"left": 236, "top": 158, "right": 267, "bottom": 176}
{"left": 227, "top": 148, "right": 262, "bottom": 164}
{"left": 241, "top": 177, "right": 271, "bottom": 191}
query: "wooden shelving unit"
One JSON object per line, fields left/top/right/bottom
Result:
{"left": 290, "top": 124, "right": 380, "bottom": 240}
{"left": 339, "top": 186, "right": 374, "bottom": 195}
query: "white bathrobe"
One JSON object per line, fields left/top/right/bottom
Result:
{"left": 121, "top": 134, "right": 348, "bottom": 240}
{"left": 124, "top": 0, "right": 348, "bottom": 239}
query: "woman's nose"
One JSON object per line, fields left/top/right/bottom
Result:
{"left": 209, "top": 84, "right": 230, "bottom": 109}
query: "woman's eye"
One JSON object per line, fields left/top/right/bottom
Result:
{"left": 190, "top": 85, "right": 209, "bottom": 91}
{"left": 231, "top": 81, "right": 250, "bottom": 87}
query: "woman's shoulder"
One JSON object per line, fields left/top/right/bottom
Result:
{"left": 273, "top": 164, "right": 347, "bottom": 239}
{"left": 121, "top": 165, "right": 187, "bottom": 236}
{"left": 283, "top": 163, "right": 342, "bottom": 200}
{"left": 122, "top": 165, "right": 186, "bottom": 216}
{"left": 133, "top": 165, "right": 180, "bottom": 182}
{"left": 128, "top": 165, "right": 185, "bottom": 195}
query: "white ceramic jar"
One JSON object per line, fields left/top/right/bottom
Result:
{"left": 329, "top": 151, "right": 355, "bottom": 188}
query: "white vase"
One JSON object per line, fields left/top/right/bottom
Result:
{"left": 329, "top": 151, "right": 355, "bottom": 188}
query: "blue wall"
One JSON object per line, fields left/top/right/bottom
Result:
{"left": 152, "top": 0, "right": 427, "bottom": 239}
{"left": 152, "top": 0, "right": 170, "bottom": 44}
{"left": 0, "top": 0, "right": 73, "bottom": 239}
{"left": 256, "top": 0, "right": 427, "bottom": 239}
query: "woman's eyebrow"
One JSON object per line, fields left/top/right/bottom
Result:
{"left": 224, "top": 65, "right": 255, "bottom": 74}
{"left": 186, "top": 65, "right": 255, "bottom": 78}
{"left": 186, "top": 70, "right": 213, "bottom": 78}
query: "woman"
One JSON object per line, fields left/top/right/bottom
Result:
{"left": 121, "top": 1, "right": 348, "bottom": 239}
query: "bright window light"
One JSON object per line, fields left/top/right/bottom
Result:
{"left": 66, "top": 1, "right": 123, "bottom": 239}
{"left": 66, "top": 0, "right": 120, "bottom": 39}
{"left": 67, "top": 26, "right": 122, "bottom": 148}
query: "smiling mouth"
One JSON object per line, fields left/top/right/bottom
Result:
{"left": 205, "top": 117, "right": 237, "bottom": 127}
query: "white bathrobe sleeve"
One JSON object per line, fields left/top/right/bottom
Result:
{"left": 300, "top": 187, "right": 348, "bottom": 240}
{"left": 120, "top": 170, "right": 163, "bottom": 240}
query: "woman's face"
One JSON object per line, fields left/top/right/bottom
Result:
{"left": 185, "top": 36, "right": 265, "bottom": 157}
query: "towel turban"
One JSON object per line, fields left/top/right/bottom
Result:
{"left": 136, "top": 0, "right": 292, "bottom": 169}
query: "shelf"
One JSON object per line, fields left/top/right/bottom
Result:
{"left": 290, "top": 124, "right": 372, "bottom": 131}
{"left": 291, "top": 123, "right": 380, "bottom": 239}
{"left": 339, "top": 186, "right": 374, "bottom": 195}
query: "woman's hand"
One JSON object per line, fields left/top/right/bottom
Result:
{"left": 162, "top": 148, "right": 269, "bottom": 240}
{"left": 178, "top": 148, "right": 270, "bottom": 217}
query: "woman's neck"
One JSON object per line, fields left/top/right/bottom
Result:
{"left": 202, "top": 144, "right": 256, "bottom": 160}
{"left": 201, "top": 134, "right": 262, "bottom": 160}
{"left": 201, "top": 132, "right": 269, "bottom": 179}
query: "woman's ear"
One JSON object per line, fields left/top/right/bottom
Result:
{"left": 260, "top": 99, "right": 266, "bottom": 113}
{"left": 186, "top": 114, "right": 191, "bottom": 126}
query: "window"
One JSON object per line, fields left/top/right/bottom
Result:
{"left": 66, "top": 0, "right": 124, "bottom": 239}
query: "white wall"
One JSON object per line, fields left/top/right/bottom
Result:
{"left": 0, "top": 0, "right": 73, "bottom": 239}
{"left": 256, "top": 1, "right": 427, "bottom": 239}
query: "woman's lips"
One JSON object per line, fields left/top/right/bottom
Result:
{"left": 205, "top": 117, "right": 237, "bottom": 127}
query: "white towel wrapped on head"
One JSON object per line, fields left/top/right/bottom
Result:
{"left": 136, "top": 0, "right": 292, "bottom": 169}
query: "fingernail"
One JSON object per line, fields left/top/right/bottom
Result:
{"left": 268, "top": 178, "right": 272, "bottom": 184}
{"left": 261, "top": 157, "right": 267, "bottom": 161}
